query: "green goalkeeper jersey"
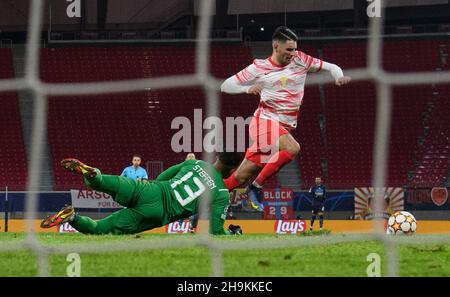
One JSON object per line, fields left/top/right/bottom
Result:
{"left": 155, "top": 159, "right": 230, "bottom": 235}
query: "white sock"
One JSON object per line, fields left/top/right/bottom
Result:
{"left": 252, "top": 181, "right": 262, "bottom": 188}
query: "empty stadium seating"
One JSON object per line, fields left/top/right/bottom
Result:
{"left": 383, "top": 39, "right": 443, "bottom": 72}
{"left": 0, "top": 49, "right": 28, "bottom": 190}
{"left": 409, "top": 85, "right": 450, "bottom": 187}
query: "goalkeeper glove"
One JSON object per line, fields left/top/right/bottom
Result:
{"left": 228, "top": 224, "right": 243, "bottom": 235}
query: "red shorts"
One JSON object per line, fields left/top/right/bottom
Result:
{"left": 244, "top": 117, "right": 290, "bottom": 168}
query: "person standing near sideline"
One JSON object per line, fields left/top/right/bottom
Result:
{"left": 185, "top": 153, "right": 196, "bottom": 161}
{"left": 309, "top": 177, "right": 326, "bottom": 231}
{"left": 121, "top": 154, "right": 148, "bottom": 182}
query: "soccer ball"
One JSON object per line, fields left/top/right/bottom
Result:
{"left": 386, "top": 211, "right": 417, "bottom": 235}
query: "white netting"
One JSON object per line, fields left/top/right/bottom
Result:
{"left": 1, "top": 0, "right": 450, "bottom": 277}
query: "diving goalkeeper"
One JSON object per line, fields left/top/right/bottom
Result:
{"left": 40, "top": 153, "right": 243, "bottom": 235}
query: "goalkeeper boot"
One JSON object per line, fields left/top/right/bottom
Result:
{"left": 40, "top": 204, "right": 75, "bottom": 228}
{"left": 61, "top": 158, "right": 97, "bottom": 178}
{"left": 247, "top": 183, "right": 264, "bottom": 212}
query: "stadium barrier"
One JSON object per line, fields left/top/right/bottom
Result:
{"left": 5, "top": 219, "right": 450, "bottom": 234}
{"left": 2, "top": 187, "right": 448, "bottom": 213}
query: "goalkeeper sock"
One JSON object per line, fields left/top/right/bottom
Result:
{"left": 254, "top": 150, "right": 294, "bottom": 186}
{"left": 224, "top": 172, "right": 241, "bottom": 190}
{"left": 70, "top": 213, "right": 118, "bottom": 235}
{"left": 70, "top": 215, "right": 99, "bottom": 234}
{"left": 319, "top": 215, "right": 324, "bottom": 229}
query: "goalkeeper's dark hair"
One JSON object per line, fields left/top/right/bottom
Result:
{"left": 272, "top": 26, "right": 298, "bottom": 42}
{"left": 217, "top": 151, "right": 242, "bottom": 168}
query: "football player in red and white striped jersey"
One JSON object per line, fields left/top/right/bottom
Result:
{"left": 221, "top": 26, "right": 351, "bottom": 211}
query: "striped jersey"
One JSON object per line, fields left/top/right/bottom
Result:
{"left": 235, "top": 51, "right": 322, "bottom": 129}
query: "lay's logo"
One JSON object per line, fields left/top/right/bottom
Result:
{"left": 166, "top": 220, "right": 191, "bottom": 234}
{"left": 58, "top": 222, "right": 78, "bottom": 233}
{"left": 274, "top": 220, "right": 306, "bottom": 234}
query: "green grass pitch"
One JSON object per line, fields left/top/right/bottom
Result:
{"left": 1, "top": 232, "right": 449, "bottom": 276}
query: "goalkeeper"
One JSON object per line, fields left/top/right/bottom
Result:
{"left": 41, "top": 152, "right": 243, "bottom": 235}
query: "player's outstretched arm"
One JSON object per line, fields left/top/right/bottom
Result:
{"left": 210, "top": 201, "right": 230, "bottom": 235}
{"left": 321, "top": 61, "right": 351, "bottom": 86}
{"left": 221, "top": 62, "right": 262, "bottom": 95}
{"left": 210, "top": 198, "right": 242, "bottom": 235}
{"left": 220, "top": 75, "right": 253, "bottom": 94}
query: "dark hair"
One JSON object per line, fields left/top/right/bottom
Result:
{"left": 272, "top": 26, "right": 298, "bottom": 42}
{"left": 218, "top": 151, "right": 242, "bottom": 168}
{"left": 132, "top": 154, "right": 142, "bottom": 160}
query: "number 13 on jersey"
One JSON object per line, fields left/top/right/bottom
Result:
{"left": 170, "top": 171, "right": 206, "bottom": 206}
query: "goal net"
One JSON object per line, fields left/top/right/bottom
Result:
{"left": 1, "top": 0, "right": 449, "bottom": 277}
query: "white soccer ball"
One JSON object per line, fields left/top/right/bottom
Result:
{"left": 387, "top": 211, "right": 417, "bottom": 235}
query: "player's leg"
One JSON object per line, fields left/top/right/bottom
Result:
{"left": 69, "top": 208, "right": 144, "bottom": 235}
{"left": 247, "top": 133, "right": 299, "bottom": 210}
{"left": 223, "top": 116, "right": 264, "bottom": 191}
{"left": 252, "top": 132, "right": 299, "bottom": 187}
{"left": 61, "top": 158, "right": 143, "bottom": 207}
{"left": 310, "top": 215, "right": 316, "bottom": 231}
{"left": 310, "top": 206, "right": 318, "bottom": 231}
{"left": 42, "top": 182, "right": 166, "bottom": 234}
{"left": 318, "top": 206, "right": 325, "bottom": 230}
{"left": 246, "top": 119, "right": 299, "bottom": 211}
{"left": 223, "top": 150, "right": 264, "bottom": 211}
{"left": 223, "top": 154, "right": 261, "bottom": 190}
{"left": 40, "top": 205, "right": 143, "bottom": 235}
{"left": 89, "top": 175, "right": 144, "bottom": 207}
{"left": 239, "top": 158, "right": 265, "bottom": 211}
